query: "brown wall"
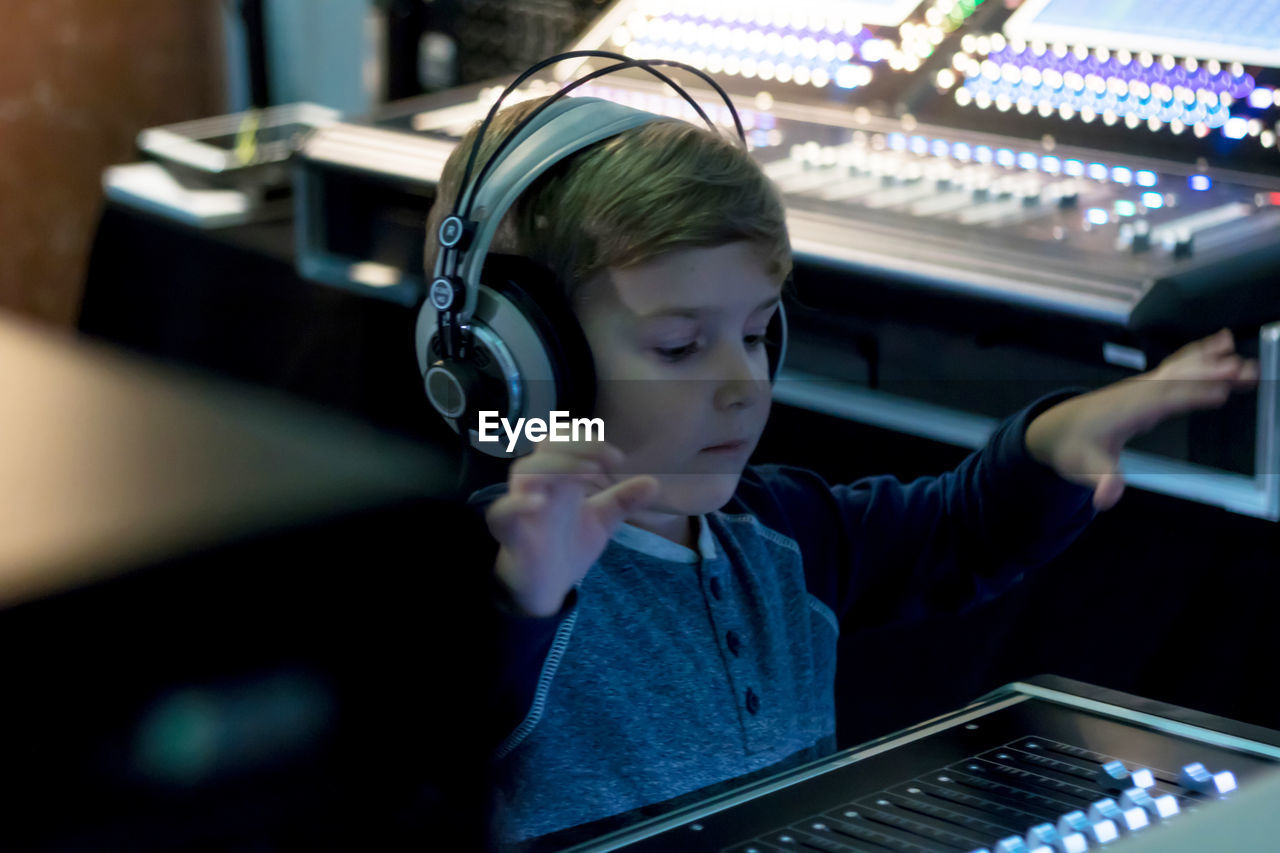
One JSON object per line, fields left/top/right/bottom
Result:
{"left": 0, "top": 0, "right": 225, "bottom": 328}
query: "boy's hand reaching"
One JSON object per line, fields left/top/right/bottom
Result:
{"left": 1025, "top": 328, "right": 1260, "bottom": 511}
{"left": 486, "top": 442, "right": 659, "bottom": 617}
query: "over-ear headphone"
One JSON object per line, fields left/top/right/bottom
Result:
{"left": 415, "top": 50, "right": 788, "bottom": 457}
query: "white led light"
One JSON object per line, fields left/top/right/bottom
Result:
{"left": 792, "top": 65, "right": 810, "bottom": 85}
{"left": 811, "top": 67, "right": 830, "bottom": 87}
{"left": 1135, "top": 170, "right": 1158, "bottom": 186}
{"left": 1041, "top": 155, "right": 1061, "bottom": 173}
{"left": 781, "top": 34, "right": 800, "bottom": 57}
{"left": 818, "top": 39, "right": 836, "bottom": 62}
{"left": 775, "top": 62, "right": 793, "bottom": 83}
{"left": 800, "top": 36, "right": 817, "bottom": 59}
{"left": 836, "top": 41, "right": 854, "bottom": 62}
{"left": 1088, "top": 162, "right": 1108, "bottom": 180}
{"left": 758, "top": 60, "right": 775, "bottom": 81}
{"left": 764, "top": 31, "right": 782, "bottom": 56}
{"left": 1111, "top": 166, "right": 1133, "bottom": 183}
{"left": 1224, "top": 117, "right": 1249, "bottom": 139}
{"left": 1064, "top": 159, "right": 1085, "bottom": 176}
{"left": 835, "top": 64, "right": 860, "bottom": 88}
{"left": 1142, "top": 191, "right": 1164, "bottom": 208}
{"left": 1018, "top": 151, "right": 1038, "bottom": 169}
{"left": 1086, "top": 207, "right": 1109, "bottom": 225}
{"left": 936, "top": 68, "right": 957, "bottom": 88}
{"left": 724, "top": 55, "right": 740, "bottom": 75}
{"left": 955, "top": 87, "right": 973, "bottom": 106}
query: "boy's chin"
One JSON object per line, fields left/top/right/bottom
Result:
{"left": 653, "top": 472, "right": 744, "bottom": 515}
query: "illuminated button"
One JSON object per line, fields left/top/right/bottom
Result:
{"left": 1135, "top": 169, "right": 1158, "bottom": 186}
{"left": 1213, "top": 770, "right": 1238, "bottom": 794}
{"left": 1111, "top": 166, "right": 1133, "bottom": 184}
{"left": 994, "top": 836, "right": 1030, "bottom": 853}
{"left": 1119, "top": 786, "right": 1167, "bottom": 818}
{"left": 1086, "top": 207, "right": 1110, "bottom": 225}
{"left": 1141, "top": 191, "right": 1164, "bottom": 209}
{"left": 1024, "top": 824, "right": 1061, "bottom": 849}
{"left": 1098, "top": 760, "right": 1131, "bottom": 790}
{"left": 1188, "top": 174, "right": 1212, "bottom": 191}
{"left": 1088, "top": 797, "right": 1149, "bottom": 833}
{"left": 1179, "top": 762, "right": 1213, "bottom": 791}
{"left": 1059, "top": 832, "right": 1088, "bottom": 853}
{"left": 1131, "top": 768, "right": 1156, "bottom": 789}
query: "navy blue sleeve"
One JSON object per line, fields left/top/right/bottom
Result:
{"left": 468, "top": 483, "right": 577, "bottom": 749}
{"left": 734, "top": 391, "right": 1096, "bottom": 629}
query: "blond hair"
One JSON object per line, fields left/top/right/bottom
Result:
{"left": 424, "top": 95, "right": 792, "bottom": 300}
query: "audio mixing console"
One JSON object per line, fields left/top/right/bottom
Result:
{"left": 295, "top": 0, "right": 1280, "bottom": 518}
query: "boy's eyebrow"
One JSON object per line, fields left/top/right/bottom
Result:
{"left": 637, "top": 295, "right": 781, "bottom": 320}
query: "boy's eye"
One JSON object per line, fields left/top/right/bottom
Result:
{"left": 655, "top": 342, "right": 700, "bottom": 361}
{"left": 745, "top": 333, "right": 766, "bottom": 348}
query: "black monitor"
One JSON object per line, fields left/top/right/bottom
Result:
{"left": 0, "top": 310, "right": 498, "bottom": 850}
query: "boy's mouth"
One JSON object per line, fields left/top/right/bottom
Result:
{"left": 701, "top": 439, "right": 748, "bottom": 453}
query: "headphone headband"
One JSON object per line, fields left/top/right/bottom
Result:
{"left": 434, "top": 53, "right": 748, "bottom": 333}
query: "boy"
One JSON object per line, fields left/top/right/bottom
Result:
{"left": 425, "top": 96, "right": 1258, "bottom": 844}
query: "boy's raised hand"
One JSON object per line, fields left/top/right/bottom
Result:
{"left": 1025, "top": 328, "right": 1260, "bottom": 511}
{"left": 486, "top": 442, "right": 659, "bottom": 617}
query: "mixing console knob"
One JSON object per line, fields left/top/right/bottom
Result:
{"left": 1089, "top": 797, "right": 1149, "bottom": 832}
{"left": 994, "top": 836, "right": 1030, "bottom": 853}
{"left": 1130, "top": 767, "right": 1156, "bottom": 788}
{"left": 1179, "top": 763, "right": 1237, "bottom": 794}
{"left": 1131, "top": 219, "right": 1152, "bottom": 252}
{"left": 1058, "top": 810, "right": 1118, "bottom": 846}
{"left": 1119, "top": 786, "right": 1180, "bottom": 820}
{"left": 1173, "top": 231, "right": 1194, "bottom": 258}
{"left": 1097, "top": 759, "right": 1131, "bottom": 790}
{"left": 1025, "top": 822, "right": 1084, "bottom": 853}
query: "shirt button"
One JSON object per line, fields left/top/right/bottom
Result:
{"left": 726, "top": 630, "right": 742, "bottom": 657}
{"left": 709, "top": 576, "right": 722, "bottom": 600}
{"left": 745, "top": 687, "right": 761, "bottom": 715}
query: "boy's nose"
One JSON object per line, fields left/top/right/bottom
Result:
{"left": 711, "top": 345, "right": 767, "bottom": 410}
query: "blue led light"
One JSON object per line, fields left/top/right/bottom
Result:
{"left": 1064, "top": 159, "right": 1085, "bottom": 177}
{"left": 1086, "top": 207, "right": 1110, "bottom": 225}
{"left": 975, "top": 145, "right": 994, "bottom": 163}
{"left": 1114, "top": 199, "right": 1137, "bottom": 217}
{"left": 952, "top": 142, "right": 972, "bottom": 161}
{"left": 996, "top": 148, "right": 1016, "bottom": 167}
{"left": 1189, "top": 174, "right": 1212, "bottom": 191}
{"left": 1041, "top": 156, "right": 1061, "bottom": 174}
{"left": 1018, "top": 152, "right": 1038, "bottom": 169}
{"left": 1111, "top": 166, "right": 1133, "bottom": 184}
{"left": 1141, "top": 191, "right": 1164, "bottom": 209}
{"left": 1088, "top": 162, "right": 1109, "bottom": 180}
{"left": 1135, "top": 170, "right": 1158, "bottom": 187}
{"left": 888, "top": 132, "right": 907, "bottom": 150}
{"left": 910, "top": 135, "right": 929, "bottom": 155}
{"left": 931, "top": 139, "right": 949, "bottom": 158}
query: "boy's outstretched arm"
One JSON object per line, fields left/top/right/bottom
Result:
{"left": 1025, "top": 328, "right": 1259, "bottom": 511}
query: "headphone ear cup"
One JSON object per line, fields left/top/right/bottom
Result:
{"left": 767, "top": 301, "right": 788, "bottom": 383}
{"left": 480, "top": 254, "right": 596, "bottom": 419}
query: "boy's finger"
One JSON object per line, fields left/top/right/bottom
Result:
{"left": 1201, "top": 328, "right": 1235, "bottom": 356}
{"left": 586, "top": 475, "right": 660, "bottom": 529}
{"left": 1093, "top": 469, "right": 1126, "bottom": 511}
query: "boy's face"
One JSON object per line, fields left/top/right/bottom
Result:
{"left": 574, "top": 241, "right": 781, "bottom": 517}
